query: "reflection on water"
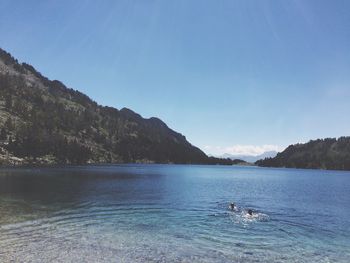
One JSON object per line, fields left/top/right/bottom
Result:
{"left": 0, "top": 165, "right": 350, "bottom": 262}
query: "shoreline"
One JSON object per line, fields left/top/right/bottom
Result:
{"left": 1, "top": 162, "right": 350, "bottom": 172}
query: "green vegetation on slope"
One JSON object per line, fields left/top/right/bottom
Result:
{"left": 0, "top": 48, "right": 220, "bottom": 165}
{"left": 255, "top": 137, "right": 350, "bottom": 171}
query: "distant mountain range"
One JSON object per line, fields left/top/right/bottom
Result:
{"left": 256, "top": 138, "right": 350, "bottom": 171}
{"left": 218, "top": 151, "right": 277, "bottom": 163}
{"left": 0, "top": 48, "right": 239, "bottom": 166}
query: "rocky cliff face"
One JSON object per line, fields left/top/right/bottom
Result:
{"left": 0, "top": 48, "right": 209, "bottom": 165}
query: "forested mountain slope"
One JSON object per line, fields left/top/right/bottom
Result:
{"left": 256, "top": 137, "right": 350, "bottom": 171}
{"left": 0, "top": 48, "right": 212, "bottom": 165}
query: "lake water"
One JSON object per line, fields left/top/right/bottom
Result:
{"left": 0, "top": 165, "right": 349, "bottom": 262}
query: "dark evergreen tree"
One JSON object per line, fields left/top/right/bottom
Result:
{"left": 5, "top": 94, "right": 12, "bottom": 109}
{"left": 0, "top": 128, "right": 6, "bottom": 140}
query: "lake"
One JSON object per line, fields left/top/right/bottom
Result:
{"left": 0, "top": 165, "right": 349, "bottom": 262}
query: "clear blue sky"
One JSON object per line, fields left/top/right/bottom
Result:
{"left": 0, "top": 0, "right": 349, "bottom": 155}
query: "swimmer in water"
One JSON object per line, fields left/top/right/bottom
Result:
{"left": 229, "top": 203, "right": 236, "bottom": 211}
{"left": 247, "top": 209, "right": 253, "bottom": 216}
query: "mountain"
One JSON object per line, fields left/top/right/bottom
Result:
{"left": 0, "top": 47, "right": 232, "bottom": 166}
{"left": 219, "top": 151, "right": 277, "bottom": 163}
{"left": 255, "top": 138, "right": 350, "bottom": 171}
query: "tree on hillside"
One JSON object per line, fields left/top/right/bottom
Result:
{"left": 0, "top": 128, "right": 6, "bottom": 141}
{"left": 4, "top": 117, "right": 13, "bottom": 131}
{"left": 5, "top": 94, "right": 12, "bottom": 109}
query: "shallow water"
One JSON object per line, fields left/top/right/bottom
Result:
{"left": 0, "top": 164, "right": 349, "bottom": 262}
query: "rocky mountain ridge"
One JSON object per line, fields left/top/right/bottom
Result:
{"left": 0, "top": 47, "right": 229, "bottom": 165}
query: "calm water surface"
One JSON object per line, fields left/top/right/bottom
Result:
{"left": 0, "top": 165, "right": 349, "bottom": 262}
